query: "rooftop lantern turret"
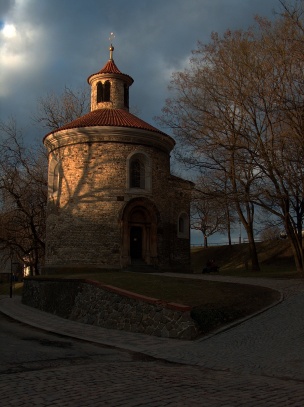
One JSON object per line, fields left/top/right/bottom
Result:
{"left": 87, "top": 33, "right": 134, "bottom": 112}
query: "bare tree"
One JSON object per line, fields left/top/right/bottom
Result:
{"left": 160, "top": 30, "right": 262, "bottom": 270}
{"left": 0, "top": 119, "right": 47, "bottom": 275}
{"left": 192, "top": 173, "right": 237, "bottom": 247}
{"left": 33, "top": 86, "right": 90, "bottom": 131}
{"left": 0, "top": 85, "right": 95, "bottom": 274}
{"left": 260, "top": 225, "right": 282, "bottom": 242}
{"left": 245, "top": 8, "right": 304, "bottom": 273}
{"left": 160, "top": 2, "right": 304, "bottom": 273}
{"left": 191, "top": 193, "right": 224, "bottom": 248}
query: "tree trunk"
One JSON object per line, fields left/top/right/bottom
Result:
{"left": 287, "top": 231, "right": 304, "bottom": 274}
{"left": 33, "top": 247, "right": 40, "bottom": 275}
{"left": 227, "top": 222, "right": 232, "bottom": 246}
{"left": 204, "top": 234, "right": 208, "bottom": 248}
{"left": 283, "top": 214, "right": 304, "bottom": 274}
{"left": 245, "top": 226, "right": 260, "bottom": 272}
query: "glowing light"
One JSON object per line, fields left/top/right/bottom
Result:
{"left": 2, "top": 24, "right": 17, "bottom": 38}
{"left": 109, "top": 32, "right": 115, "bottom": 44}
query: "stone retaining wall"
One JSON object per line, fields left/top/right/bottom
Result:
{"left": 22, "top": 278, "right": 201, "bottom": 340}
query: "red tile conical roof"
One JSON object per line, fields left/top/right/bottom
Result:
{"left": 87, "top": 58, "right": 133, "bottom": 85}
{"left": 45, "top": 109, "right": 168, "bottom": 137}
{"left": 99, "top": 59, "right": 123, "bottom": 74}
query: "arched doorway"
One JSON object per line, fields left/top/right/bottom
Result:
{"left": 120, "top": 198, "right": 159, "bottom": 268}
{"left": 130, "top": 226, "right": 143, "bottom": 260}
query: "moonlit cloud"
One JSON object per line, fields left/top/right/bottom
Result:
{"left": 2, "top": 23, "right": 16, "bottom": 37}
{"left": 0, "top": 19, "right": 47, "bottom": 99}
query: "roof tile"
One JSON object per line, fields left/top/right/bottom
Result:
{"left": 46, "top": 109, "right": 168, "bottom": 137}
{"left": 87, "top": 59, "right": 133, "bottom": 84}
{"left": 98, "top": 59, "right": 123, "bottom": 74}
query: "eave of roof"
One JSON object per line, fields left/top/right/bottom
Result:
{"left": 170, "top": 174, "right": 195, "bottom": 187}
{"left": 87, "top": 59, "right": 134, "bottom": 84}
{"left": 44, "top": 109, "right": 169, "bottom": 139}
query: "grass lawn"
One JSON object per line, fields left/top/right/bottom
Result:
{"left": 45, "top": 270, "right": 278, "bottom": 306}
{"left": 191, "top": 239, "right": 301, "bottom": 278}
{"left": 32, "top": 270, "right": 280, "bottom": 333}
{"left": 0, "top": 282, "right": 23, "bottom": 296}
{"left": 1, "top": 239, "right": 294, "bottom": 334}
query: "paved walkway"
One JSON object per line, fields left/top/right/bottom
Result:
{"left": 1, "top": 273, "right": 304, "bottom": 382}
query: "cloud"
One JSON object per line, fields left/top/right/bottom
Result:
{"left": 0, "top": 0, "right": 15, "bottom": 16}
{"left": 2, "top": 23, "right": 16, "bottom": 37}
{"left": 0, "top": 0, "right": 280, "bottom": 141}
{"left": 0, "top": 20, "right": 47, "bottom": 99}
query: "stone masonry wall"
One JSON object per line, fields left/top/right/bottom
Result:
{"left": 22, "top": 278, "right": 201, "bottom": 340}
{"left": 45, "top": 138, "right": 191, "bottom": 270}
{"left": 47, "top": 142, "right": 170, "bottom": 266}
{"left": 90, "top": 77, "right": 126, "bottom": 111}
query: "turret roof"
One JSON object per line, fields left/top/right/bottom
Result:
{"left": 87, "top": 57, "right": 134, "bottom": 85}
{"left": 44, "top": 108, "right": 169, "bottom": 138}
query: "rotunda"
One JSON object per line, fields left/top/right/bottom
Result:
{"left": 43, "top": 44, "right": 193, "bottom": 272}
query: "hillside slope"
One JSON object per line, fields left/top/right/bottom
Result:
{"left": 191, "top": 239, "right": 296, "bottom": 276}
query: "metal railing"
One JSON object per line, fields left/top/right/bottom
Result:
{"left": 191, "top": 238, "right": 262, "bottom": 247}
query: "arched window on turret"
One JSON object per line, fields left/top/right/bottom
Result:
{"left": 124, "top": 84, "right": 129, "bottom": 108}
{"left": 104, "top": 80, "right": 111, "bottom": 102}
{"left": 97, "top": 82, "right": 103, "bottom": 103}
{"left": 96, "top": 81, "right": 111, "bottom": 103}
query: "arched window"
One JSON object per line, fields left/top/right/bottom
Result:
{"left": 178, "top": 213, "right": 189, "bottom": 239}
{"left": 96, "top": 81, "right": 111, "bottom": 103}
{"left": 104, "top": 80, "right": 111, "bottom": 102}
{"left": 130, "top": 159, "right": 145, "bottom": 189}
{"left": 127, "top": 152, "right": 151, "bottom": 192}
{"left": 97, "top": 82, "right": 103, "bottom": 103}
{"left": 124, "top": 84, "right": 129, "bottom": 108}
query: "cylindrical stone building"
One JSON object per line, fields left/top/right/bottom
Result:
{"left": 43, "top": 45, "right": 193, "bottom": 273}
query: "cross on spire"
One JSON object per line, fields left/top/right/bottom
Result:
{"left": 109, "top": 32, "right": 115, "bottom": 60}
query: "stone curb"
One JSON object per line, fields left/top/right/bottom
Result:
{"left": 197, "top": 289, "right": 284, "bottom": 341}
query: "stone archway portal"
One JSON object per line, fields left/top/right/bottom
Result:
{"left": 121, "top": 200, "right": 159, "bottom": 268}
